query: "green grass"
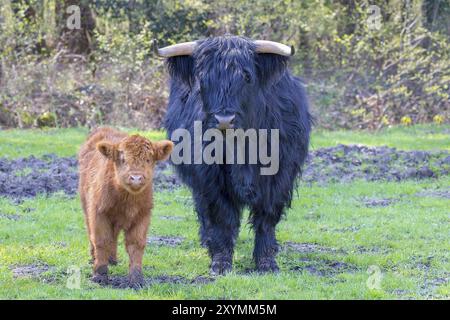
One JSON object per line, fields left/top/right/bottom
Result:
{"left": 311, "top": 124, "right": 450, "bottom": 151}
{"left": 0, "top": 127, "right": 167, "bottom": 159}
{"left": 0, "top": 124, "right": 449, "bottom": 299}
{"left": 0, "top": 124, "right": 449, "bottom": 159}
{"left": 0, "top": 180, "right": 448, "bottom": 299}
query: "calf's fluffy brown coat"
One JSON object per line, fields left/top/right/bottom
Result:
{"left": 78, "top": 127, "right": 173, "bottom": 288}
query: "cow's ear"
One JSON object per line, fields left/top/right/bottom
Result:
{"left": 255, "top": 53, "right": 288, "bottom": 86}
{"left": 153, "top": 140, "right": 174, "bottom": 161}
{"left": 97, "top": 142, "right": 117, "bottom": 160}
{"left": 166, "top": 56, "right": 195, "bottom": 86}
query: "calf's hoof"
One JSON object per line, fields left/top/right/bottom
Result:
{"left": 91, "top": 265, "right": 109, "bottom": 285}
{"left": 128, "top": 269, "right": 145, "bottom": 290}
{"left": 91, "top": 273, "right": 109, "bottom": 285}
{"left": 210, "top": 254, "right": 233, "bottom": 276}
{"left": 256, "top": 257, "right": 280, "bottom": 273}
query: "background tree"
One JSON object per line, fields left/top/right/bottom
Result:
{"left": 55, "top": 0, "right": 96, "bottom": 56}
{"left": 0, "top": 0, "right": 449, "bottom": 129}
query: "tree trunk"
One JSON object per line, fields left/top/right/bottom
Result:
{"left": 56, "top": 0, "right": 95, "bottom": 56}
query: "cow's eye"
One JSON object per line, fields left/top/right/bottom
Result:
{"left": 243, "top": 71, "right": 252, "bottom": 83}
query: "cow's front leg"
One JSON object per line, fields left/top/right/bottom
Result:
{"left": 251, "top": 206, "right": 282, "bottom": 273}
{"left": 195, "top": 194, "right": 241, "bottom": 275}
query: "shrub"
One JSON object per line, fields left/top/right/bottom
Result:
{"left": 0, "top": 0, "right": 449, "bottom": 130}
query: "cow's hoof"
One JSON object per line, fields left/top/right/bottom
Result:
{"left": 128, "top": 269, "right": 145, "bottom": 290}
{"left": 210, "top": 257, "right": 232, "bottom": 276}
{"left": 108, "top": 257, "right": 118, "bottom": 266}
{"left": 256, "top": 258, "right": 280, "bottom": 273}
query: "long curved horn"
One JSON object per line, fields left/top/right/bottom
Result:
{"left": 254, "top": 40, "right": 295, "bottom": 56}
{"left": 152, "top": 39, "right": 197, "bottom": 57}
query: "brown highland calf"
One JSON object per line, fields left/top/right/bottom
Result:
{"left": 78, "top": 127, "right": 173, "bottom": 288}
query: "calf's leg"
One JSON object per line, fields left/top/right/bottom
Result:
{"left": 92, "top": 214, "right": 114, "bottom": 284}
{"left": 89, "top": 241, "right": 95, "bottom": 264}
{"left": 109, "top": 224, "right": 120, "bottom": 265}
{"left": 82, "top": 201, "right": 96, "bottom": 264}
{"left": 124, "top": 214, "right": 150, "bottom": 289}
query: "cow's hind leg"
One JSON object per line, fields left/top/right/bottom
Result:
{"left": 251, "top": 205, "right": 283, "bottom": 273}
{"left": 195, "top": 193, "right": 241, "bottom": 275}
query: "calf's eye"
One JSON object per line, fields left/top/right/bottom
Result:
{"left": 117, "top": 152, "right": 125, "bottom": 164}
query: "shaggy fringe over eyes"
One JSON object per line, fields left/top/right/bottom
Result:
{"left": 167, "top": 56, "right": 195, "bottom": 86}
{"left": 255, "top": 53, "right": 288, "bottom": 86}
{"left": 166, "top": 41, "right": 288, "bottom": 87}
{"left": 122, "top": 135, "right": 153, "bottom": 161}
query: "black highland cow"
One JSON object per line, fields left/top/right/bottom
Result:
{"left": 158, "top": 36, "right": 312, "bottom": 274}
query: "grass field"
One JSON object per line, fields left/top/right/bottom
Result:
{"left": 0, "top": 124, "right": 449, "bottom": 159}
{"left": 0, "top": 125, "right": 449, "bottom": 299}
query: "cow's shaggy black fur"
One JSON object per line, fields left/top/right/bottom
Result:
{"left": 164, "top": 36, "right": 312, "bottom": 274}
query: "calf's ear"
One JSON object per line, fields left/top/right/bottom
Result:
{"left": 255, "top": 53, "right": 288, "bottom": 86}
{"left": 153, "top": 140, "right": 174, "bottom": 162}
{"left": 97, "top": 142, "right": 117, "bottom": 160}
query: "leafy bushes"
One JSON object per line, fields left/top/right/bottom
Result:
{"left": 0, "top": 0, "right": 449, "bottom": 130}
{"left": 0, "top": 0, "right": 167, "bottom": 129}
{"left": 313, "top": 2, "right": 450, "bottom": 130}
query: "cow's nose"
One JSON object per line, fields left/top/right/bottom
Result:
{"left": 129, "top": 175, "right": 144, "bottom": 185}
{"left": 215, "top": 114, "right": 235, "bottom": 130}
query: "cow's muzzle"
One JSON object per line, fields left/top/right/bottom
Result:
{"left": 215, "top": 114, "right": 235, "bottom": 130}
